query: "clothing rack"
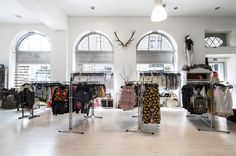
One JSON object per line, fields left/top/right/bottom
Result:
{"left": 213, "top": 82, "right": 233, "bottom": 89}
{"left": 21, "top": 106, "right": 40, "bottom": 119}
{"left": 72, "top": 72, "right": 113, "bottom": 82}
{"left": 139, "top": 71, "right": 181, "bottom": 90}
{"left": 58, "top": 73, "right": 103, "bottom": 134}
{"left": 186, "top": 81, "right": 230, "bottom": 133}
{"left": 72, "top": 72, "right": 114, "bottom": 76}
{"left": 32, "top": 82, "right": 62, "bottom": 109}
{"left": 126, "top": 81, "right": 148, "bottom": 118}
{"left": 125, "top": 82, "right": 156, "bottom": 135}
{"left": 31, "top": 81, "right": 62, "bottom": 87}
{"left": 139, "top": 71, "right": 181, "bottom": 107}
{"left": 18, "top": 88, "right": 40, "bottom": 120}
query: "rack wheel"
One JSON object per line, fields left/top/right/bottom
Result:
{"left": 126, "top": 130, "right": 128, "bottom": 132}
{"left": 152, "top": 132, "right": 155, "bottom": 135}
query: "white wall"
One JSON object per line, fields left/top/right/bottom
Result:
{"left": 68, "top": 16, "right": 236, "bottom": 103}
{"left": 227, "top": 55, "right": 236, "bottom": 108}
{"left": 51, "top": 30, "right": 68, "bottom": 82}
{"left": 1, "top": 16, "right": 236, "bottom": 106}
{"left": 0, "top": 23, "right": 67, "bottom": 87}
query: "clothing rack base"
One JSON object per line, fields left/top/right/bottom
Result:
{"left": 84, "top": 102, "right": 103, "bottom": 119}
{"left": 18, "top": 103, "right": 40, "bottom": 120}
{"left": 187, "top": 114, "right": 230, "bottom": 134}
{"left": 126, "top": 128, "right": 155, "bottom": 135}
{"left": 58, "top": 129, "right": 84, "bottom": 134}
{"left": 58, "top": 73, "right": 103, "bottom": 134}
{"left": 132, "top": 114, "right": 139, "bottom": 118}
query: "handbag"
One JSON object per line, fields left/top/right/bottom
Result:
{"left": 192, "top": 95, "right": 208, "bottom": 114}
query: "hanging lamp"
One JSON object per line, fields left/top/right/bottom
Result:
{"left": 151, "top": 0, "right": 167, "bottom": 22}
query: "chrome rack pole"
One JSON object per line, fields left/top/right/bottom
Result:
{"left": 18, "top": 102, "right": 30, "bottom": 119}
{"left": 126, "top": 84, "right": 141, "bottom": 133}
{"left": 59, "top": 73, "right": 84, "bottom": 134}
{"left": 197, "top": 82, "right": 230, "bottom": 133}
{"left": 29, "top": 92, "right": 40, "bottom": 119}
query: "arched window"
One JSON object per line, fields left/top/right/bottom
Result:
{"left": 15, "top": 31, "right": 51, "bottom": 88}
{"left": 75, "top": 31, "right": 113, "bottom": 65}
{"left": 136, "top": 31, "right": 176, "bottom": 72}
{"left": 74, "top": 31, "right": 114, "bottom": 96}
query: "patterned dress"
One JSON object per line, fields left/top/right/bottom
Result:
{"left": 142, "top": 85, "right": 160, "bottom": 124}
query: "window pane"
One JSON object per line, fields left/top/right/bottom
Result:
{"left": 205, "top": 37, "right": 223, "bottom": 48}
{"left": 209, "top": 62, "right": 224, "bottom": 81}
{"left": 161, "top": 37, "right": 172, "bottom": 50}
{"left": 76, "top": 64, "right": 113, "bottom": 73}
{"left": 89, "top": 34, "right": 101, "bottom": 51}
{"left": 15, "top": 64, "right": 51, "bottom": 88}
{"left": 101, "top": 36, "right": 112, "bottom": 51}
{"left": 78, "top": 36, "right": 89, "bottom": 50}
{"left": 137, "top": 36, "right": 149, "bottom": 50}
{"left": 18, "top": 34, "right": 51, "bottom": 51}
{"left": 138, "top": 34, "right": 173, "bottom": 51}
{"left": 137, "top": 64, "right": 173, "bottom": 72}
{"left": 77, "top": 32, "right": 113, "bottom": 52}
{"left": 137, "top": 32, "right": 175, "bottom": 66}
{"left": 149, "top": 34, "right": 162, "bottom": 50}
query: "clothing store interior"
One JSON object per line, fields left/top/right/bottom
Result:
{"left": 1, "top": 0, "right": 236, "bottom": 156}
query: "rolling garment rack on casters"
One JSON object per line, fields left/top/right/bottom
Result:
{"left": 125, "top": 82, "right": 155, "bottom": 135}
{"left": 58, "top": 73, "right": 102, "bottom": 134}
{"left": 186, "top": 80, "right": 230, "bottom": 134}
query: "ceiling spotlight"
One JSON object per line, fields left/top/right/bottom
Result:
{"left": 174, "top": 7, "right": 178, "bottom": 10}
{"left": 91, "top": 6, "right": 95, "bottom": 10}
{"left": 151, "top": 0, "right": 167, "bottom": 22}
{"left": 215, "top": 7, "right": 220, "bottom": 10}
{"left": 15, "top": 14, "right": 22, "bottom": 19}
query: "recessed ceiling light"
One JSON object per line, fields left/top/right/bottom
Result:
{"left": 215, "top": 7, "right": 220, "bottom": 10}
{"left": 15, "top": 14, "right": 22, "bottom": 18}
{"left": 174, "top": 7, "right": 178, "bottom": 10}
{"left": 91, "top": 6, "right": 95, "bottom": 10}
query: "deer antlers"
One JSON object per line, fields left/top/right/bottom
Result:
{"left": 114, "top": 30, "right": 135, "bottom": 47}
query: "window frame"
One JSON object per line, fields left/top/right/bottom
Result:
{"left": 205, "top": 37, "right": 224, "bottom": 48}
{"left": 136, "top": 31, "right": 175, "bottom": 52}
{"left": 75, "top": 31, "right": 114, "bottom": 53}
{"left": 136, "top": 31, "right": 176, "bottom": 70}
{"left": 204, "top": 33, "right": 226, "bottom": 48}
{"left": 15, "top": 31, "right": 51, "bottom": 53}
{"left": 14, "top": 31, "right": 52, "bottom": 88}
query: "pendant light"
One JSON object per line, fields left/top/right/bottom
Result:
{"left": 151, "top": 0, "right": 167, "bottom": 22}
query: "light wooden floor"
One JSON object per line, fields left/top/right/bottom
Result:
{"left": 0, "top": 107, "right": 236, "bottom": 156}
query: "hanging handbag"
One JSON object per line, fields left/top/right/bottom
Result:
{"left": 193, "top": 95, "right": 208, "bottom": 114}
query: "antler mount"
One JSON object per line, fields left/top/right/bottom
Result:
{"left": 114, "top": 30, "right": 135, "bottom": 47}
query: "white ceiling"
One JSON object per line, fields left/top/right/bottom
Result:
{"left": 0, "top": 0, "right": 236, "bottom": 26}
{"left": 0, "top": 0, "right": 40, "bottom": 23}
{"left": 54, "top": 0, "right": 236, "bottom": 17}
